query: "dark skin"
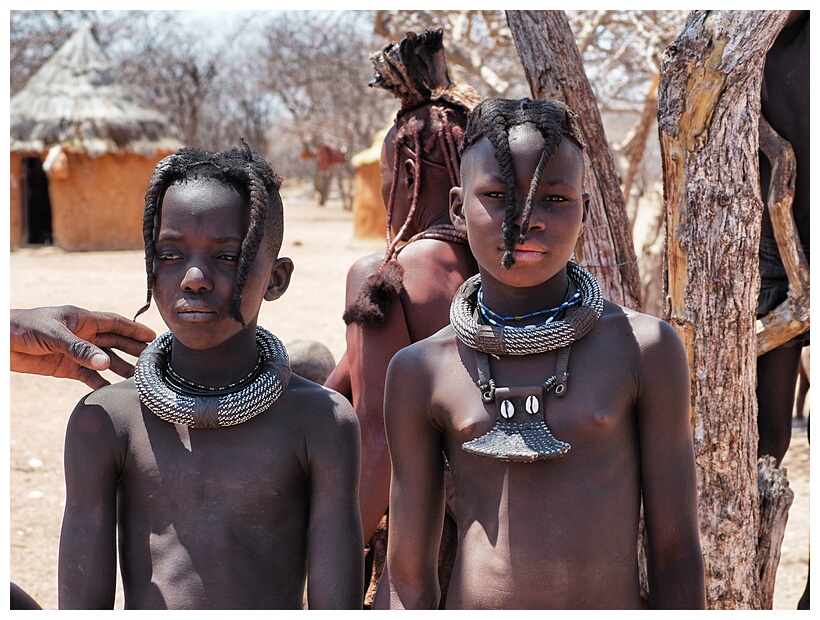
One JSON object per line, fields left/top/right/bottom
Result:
{"left": 58, "top": 179, "right": 363, "bottom": 609}
{"left": 756, "top": 10, "right": 810, "bottom": 466}
{"left": 10, "top": 305, "right": 156, "bottom": 389}
{"left": 325, "top": 115, "right": 477, "bottom": 541}
{"left": 375, "top": 125, "right": 704, "bottom": 609}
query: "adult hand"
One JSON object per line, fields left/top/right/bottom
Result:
{"left": 10, "top": 305, "right": 156, "bottom": 389}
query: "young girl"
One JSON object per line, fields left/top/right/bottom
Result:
{"left": 58, "top": 143, "right": 363, "bottom": 609}
{"left": 375, "top": 98, "right": 705, "bottom": 609}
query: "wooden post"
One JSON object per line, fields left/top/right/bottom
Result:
{"left": 658, "top": 10, "right": 789, "bottom": 609}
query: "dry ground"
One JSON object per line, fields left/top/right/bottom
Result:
{"left": 7, "top": 182, "right": 810, "bottom": 610}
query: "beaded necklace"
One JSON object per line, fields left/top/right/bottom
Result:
{"left": 477, "top": 285, "right": 582, "bottom": 328}
{"left": 450, "top": 262, "right": 603, "bottom": 356}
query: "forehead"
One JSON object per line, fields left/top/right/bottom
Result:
{"left": 462, "top": 124, "right": 583, "bottom": 182}
{"left": 159, "top": 178, "right": 249, "bottom": 225}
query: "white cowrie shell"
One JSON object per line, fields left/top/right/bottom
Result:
{"left": 525, "top": 395, "right": 539, "bottom": 415}
{"left": 500, "top": 400, "right": 515, "bottom": 419}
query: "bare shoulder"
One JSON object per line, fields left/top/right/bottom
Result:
{"left": 64, "top": 379, "right": 140, "bottom": 456}
{"left": 71, "top": 378, "right": 140, "bottom": 429}
{"left": 345, "top": 251, "right": 385, "bottom": 290}
{"left": 389, "top": 324, "right": 457, "bottom": 379}
{"left": 600, "top": 300, "right": 684, "bottom": 353}
{"left": 279, "top": 374, "right": 360, "bottom": 440}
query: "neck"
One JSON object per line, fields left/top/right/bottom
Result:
{"left": 169, "top": 321, "right": 260, "bottom": 388}
{"left": 478, "top": 265, "right": 571, "bottom": 322}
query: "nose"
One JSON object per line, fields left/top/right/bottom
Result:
{"left": 513, "top": 197, "right": 545, "bottom": 237}
{"left": 180, "top": 265, "right": 212, "bottom": 292}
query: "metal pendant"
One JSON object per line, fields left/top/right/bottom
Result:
{"left": 462, "top": 385, "right": 571, "bottom": 462}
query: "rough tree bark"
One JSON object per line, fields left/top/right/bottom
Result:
{"left": 658, "top": 10, "right": 790, "bottom": 609}
{"left": 506, "top": 10, "right": 642, "bottom": 311}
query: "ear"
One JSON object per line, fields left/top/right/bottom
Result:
{"left": 264, "top": 256, "right": 294, "bottom": 302}
{"left": 404, "top": 157, "right": 417, "bottom": 190}
{"left": 449, "top": 186, "right": 467, "bottom": 234}
{"left": 580, "top": 192, "right": 591, "bottom": 235}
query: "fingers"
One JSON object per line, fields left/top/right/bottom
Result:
{"left": 90, "top": 333, "right": 152, "bottom": 359}
{"left": 10, "top": 352, "right": 111, "bottom": 390}
{"left": 102, "top": 348, "right": 137, "bottom": 380}
{"left": 82, "top": 311, "right": 156, "bottom": 344}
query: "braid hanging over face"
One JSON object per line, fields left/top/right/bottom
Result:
{"left": 461, "top": 97, "right": 586, "bottom": 269}
{"left": 135, "top": 140, "right": 284, "bottom": 328}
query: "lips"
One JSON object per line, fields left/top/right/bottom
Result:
{"left": 175, "top": 302, "right": 218, "bottom": 320}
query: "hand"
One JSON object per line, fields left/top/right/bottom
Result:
{"left": 10, "top": 305, "right": 157, "bottom": 389}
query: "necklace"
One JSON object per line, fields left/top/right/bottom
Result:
{"left": 462, "top": 346, "right": 573, "bottom": 462}
{"left": 134, "top": 326, "right": 291, "bottom": 428}
{"left": 477, "top": 285, "right": 581, "bottom": 327}
{"left": 450, "top": 261, "right": 603, "bottom": 356}
{"left": 165, "top": 354, "right": 263, "bottom": 396}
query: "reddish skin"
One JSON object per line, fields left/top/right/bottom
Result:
{"left": 374, "top": 125, "right": 705, "bottom": 609}
{"left": 58, "top": 179, "right": 363, "bottom": 609}
{"left": 10, "top": 306, "right": 156, "bottom": 389}
{"left": 325, "top": 122, "right": 477, "bottom": 541}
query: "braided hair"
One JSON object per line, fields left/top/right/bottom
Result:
{"left": 461, "top": 97, "right": 586, "bottom": 269}
{"left": 343, "top": 28, "right": 481, "bottom": 327}
{"left": 135, "top": 140, "right": 284, "bottom": 328}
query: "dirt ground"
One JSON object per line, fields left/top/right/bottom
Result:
{"left": 7, "top": 182, "right": 810, "bottom": 610}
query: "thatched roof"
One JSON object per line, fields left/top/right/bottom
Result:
{"left": 10, "top": 22, "right": 182, "bottom": 157}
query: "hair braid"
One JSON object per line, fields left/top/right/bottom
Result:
{"left": 135, "top": 154, "right": 185, "bottom": 320}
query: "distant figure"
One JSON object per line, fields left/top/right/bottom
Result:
{"left": 307, "top": 142, "right": 349, "bottom": 208}
{"left": 58, "top": 142, "right": 362, "bottom": 609}
{"left": 323, "top": 28, "right": 480, "bottom": 607}
{"left": 374, "top": 98, "right": 705, "bottom": 609}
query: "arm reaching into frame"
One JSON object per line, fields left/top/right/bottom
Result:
{"left": 10, "top": 305, "right": 156, "bottom": 389}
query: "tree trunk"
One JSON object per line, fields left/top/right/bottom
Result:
{"left": 621, "top": 73, "right": 659, "bottom": 226}
{"left": 658, "top": 10, "right": 789, "bottom": 609}
{"left": 506, "top": 10, "right": 642, "bottom": 311}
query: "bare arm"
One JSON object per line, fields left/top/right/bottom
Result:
{"left": 306, "top": 393, "right": 364, "bottom": 609}
{"left": 343, "top": 257, "right": 414, "bottom": 541}
{"left": 636, "top": 318, "right": 706, "bottom": 609}
{"left": 373, "top": 346, "right": 444, "bottom": 609}
{"left": 58, "top": 397, "right": 121, "bottom": 609}
{"left": 10, "top": 306, "right": 156, "bottom": 389}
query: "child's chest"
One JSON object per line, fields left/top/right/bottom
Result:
{"left": 121, "top": 411, "right": 310, "bottom": 517}
{"left": 437, "top": 338, "right": 639, "bottom": 461}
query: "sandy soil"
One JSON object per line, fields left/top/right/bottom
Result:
{"left": 7, "top": 182, "right": 810, "bottom": 610}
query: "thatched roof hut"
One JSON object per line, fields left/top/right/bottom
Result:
{"left": 9, "top": 21, "right": 182, "bottom": 251}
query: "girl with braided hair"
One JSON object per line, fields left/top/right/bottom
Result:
{"left": 59, "top": 143, "right": 363, "bottom": 609}
{"left": 323, "top": 30, "right": 479, "bottom": 605}
{"left": 375, "top": 97, "right": 704, "bottom": 609}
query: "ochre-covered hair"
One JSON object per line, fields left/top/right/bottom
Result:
{"left": 135, "top": 140, "right": 284, "bottom": 327}
{"left": 461, "top": 97, "right": 586, "bottom": 269}
{"left": 343, "top": 28, "right": 481, "bottom": 327}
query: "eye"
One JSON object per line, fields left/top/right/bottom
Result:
{"left": 156, "top": 251, "right": 180, "bottom": 261}
{"left": 543, "top": 195, "right": 568, "bottom": 203}
{"left": 217, "top": 253, "right": 240, "bottom": 262}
